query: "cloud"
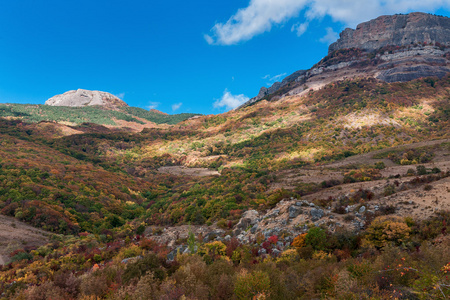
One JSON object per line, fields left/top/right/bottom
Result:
{"left": 214, "top": 89, "right": 249, "bottom": 110}
{"left": 263, "top": 73, "right": 287, "bottom": 86}
{"left": 206, "top": 0, "right": 450, "bottom": 45}
{"left": 320, "top": 27, "right": 339, "bottom": 44}
{"left": 115, "top": 93, "right": 125, "bottom": 99}
{"left": 205, "top": 0, "right": 308, "bottom": 45}
{"left": 171, "top": 102, "right": 182, "bottom": 111}
{"left": 146, "top": 101, "right": 160, "bottom": 110}
{"left": 291, "top": 22, "right": 309, "bottom": 37}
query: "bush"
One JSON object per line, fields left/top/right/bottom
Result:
{"left": 364, "top": 216, "right": 411, "bottom": 248}
{"left": 234, "top": 269, "right": 271, "bottom": 300}
{"left": 10, "top": 251, "right": 33, "bottom": 262}
{"left": 122, "top": 253, "right": 165, "bottom": 284}
{"left": 416, "top": 165, "right": 427, "bottom": 175}
{"left": 305, "top": 227, "right": 327, "bottom": 251}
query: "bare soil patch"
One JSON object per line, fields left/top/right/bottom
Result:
{"left": 158, "top": 166, "right": 220, "bottom": 177}
{"left": 0, "top": 215, "right": 50, "bottom": 265}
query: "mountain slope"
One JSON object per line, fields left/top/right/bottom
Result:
{"left": 241, "top": 12, "right": 450, "bottom": 108}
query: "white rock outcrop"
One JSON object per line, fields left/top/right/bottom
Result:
{"left": 45, "top": 89, "right": 127, "bottom": 108}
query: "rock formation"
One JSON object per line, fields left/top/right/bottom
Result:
{"left": 238, "top": 12, "right": 450, "bottom": 109}
{"left": 45, "top": 89, "right": 128, "bottom": 109}
{"left": 329, "top": 12, "right": 450, "bottom": 53}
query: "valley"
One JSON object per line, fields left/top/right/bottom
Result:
{"left": 0, "top": 11, "right": 450, "bottom": 300}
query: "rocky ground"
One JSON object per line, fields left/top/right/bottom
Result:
{"left": 146, "top": 140, "right": 450, "bottom": 259}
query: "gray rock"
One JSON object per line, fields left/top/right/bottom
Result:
{"left": 224, "top": 235, "right": 231, "bottom": 242}
{"left": 167, "top": 245, "right": 187, "bottom": 261}
{"left": 258, "top": 248, "right": 267, "bottom": 256}
{"left": 272, "top": 249, "right": 281, "bottom": 256}
{"left": 289, "top": 206, "right": 302, "bottom": 219}
{"left": 265, "top": 209, "right": 280, "bottom": 219}
{"left": 250, "top": 225, "right": 259, "bottom": 234}
{"left": 329, "top": 13, "right": 450, "bottom": 53}
{"left": 310, "top": 208, "right": 324, "bottom": 221}
{"left": 359, "top": 206, "right": 366, "bottom": 214}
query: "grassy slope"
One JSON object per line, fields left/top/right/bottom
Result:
{"left": 0, "top": 104, "right": 199, "bottom": 125}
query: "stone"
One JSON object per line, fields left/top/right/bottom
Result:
{"left": 45, "top": 89, "right": 128, "bottom": 108}
{"left": 288, "top": 206, "right": 302, "bottom": 219}
{"left": 359, "top": 206, "right": 366, "bottom": 214}
{"left": 272, "top": 249, "right": 281, "bottom": 256}
{"left": 258, "top": 248, "right": 267, "bottom": 256}
{"left": 167, "top": 245, "right": 187, "bottom": 261}
{"left": 265, "top": 209, "right": 280, "bottom": 218}
{"left": 310, "top": 208, "right": 324, "bottom": 221}
{"left": 250, "top": 224, "right": 259, "bottom": 234}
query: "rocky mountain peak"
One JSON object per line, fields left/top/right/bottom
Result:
{"left": 45, "top": 89, "right": 128, "bottom": 109}
{"left": 329, "top": 12, "right": 450, "bottom": 53}
{"left": 239, "top": 12, "right": 450, "bottom": 109}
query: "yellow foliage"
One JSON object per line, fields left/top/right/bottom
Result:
{"left": 364, "top": 216, "right": 411, "bottom": 248}
{"left": 312, "top": 250, "right": 333, "bottom": 260}
{"left": 276, "top": 249, "right": 300, "bottom": 263}
{"left": 292, "top": 233, "right": 307, "bottom": 249}
{"left": 199, "top": 241, "right": 227, "bottom": 257}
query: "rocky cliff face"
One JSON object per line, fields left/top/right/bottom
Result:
{"left": 45, "top": 89, "right": 128, "bottom": 109}
{"left": 329, "top": 12, "right": 450, "bottom": 53}
{"left": 239, "top": 12, "right": 450, "bottom": 109}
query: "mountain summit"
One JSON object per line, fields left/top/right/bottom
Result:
{"left": 45, "top": 89, "right": 128, "bottom": 109}
{"left": 240, "top": 12, "right": 450, "bottom": 109}
{"left": 329, "top": 12, "right": 450, "bottom": 53}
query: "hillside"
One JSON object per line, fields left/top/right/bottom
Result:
{"left": 241, "top": 12, "right": 450, "bottom": 108}
{"left": 0, "top": 103, "right": 199, "bottom": 130}
{"left": 0, "top": 12, "right": 449, "bottom": 300}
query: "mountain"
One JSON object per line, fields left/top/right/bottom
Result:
{"left": 329, "top": 12, "right": 450, "bottom": 52}
{"left": 45, "top": 89, "right": 128, "bottom": 109}
{"left": 0, "top": 89, "right": 199, "bottom": 130}
{"left": 241, "top": 12, "right": 450, "bottom": 108}
{"left": 0, "top": 12, "right": 450, "bottom": 300}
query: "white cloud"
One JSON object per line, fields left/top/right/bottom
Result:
{"left": 214, "top": 89, "right": 249, "bottom": 110}
{"left": 146, "top": 101, "right": 160, "bottom": 110}
{"left": 291, "top": 22, "right": 309, "bottom": 37}
{"left": 205, "top": 0, "right": 308, "bottom": 45}
{"left": 320, "top": 27, "right": 339, "bottom": 44}
{"left": 171, "top": 102, "right": 182, "bottom": 111}
{"left": 263, "top": 73, "right": 287, "bottom": 86}
{"left": 115, "top": 93, "right": 125, "bottom": 99}
{"left": 206, "top": 0, "right": 450, "bottom": 45}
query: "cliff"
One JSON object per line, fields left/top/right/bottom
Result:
{"left": 329, "top": 12, "right": 450, "bottom": 53}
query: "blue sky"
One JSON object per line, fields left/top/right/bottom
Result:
{"left": 0, "top": 1, "right": 449, "bottom": 115}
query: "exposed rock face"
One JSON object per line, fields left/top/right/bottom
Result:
{"left": 239, "top": 12, "right": 450, "bottom": 109}
{"left": 329, "top": 13, "right": 450, "bottom": 53}
{"left": 45, "top": 89, "right": 128, "bottom": 108}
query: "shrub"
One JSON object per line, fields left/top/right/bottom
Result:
{"left": 364, "top": 216, "right": 411, "bottom": 248}
{"left": 10, "top": 251, "right": 33, "bottom": 262}
{"left": 305, "top": 227, "right": 327, "bottom": 251}
{"left": 384, "top": 184, "right": 396, "bottom": 196}
{"left": 416, "top": 165, "right": 427, "bottom": 175}
{"left": 234, "top": 269, "right": 271, "bottom": 300}
{"left": 292, "top": 233, "right": 307, "bottom": 249}
{"left": 122, "top": 253, "right": 165, "bottom": 284}
{"left": 276, "top": 249, "right": 300, "bottom": 263}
